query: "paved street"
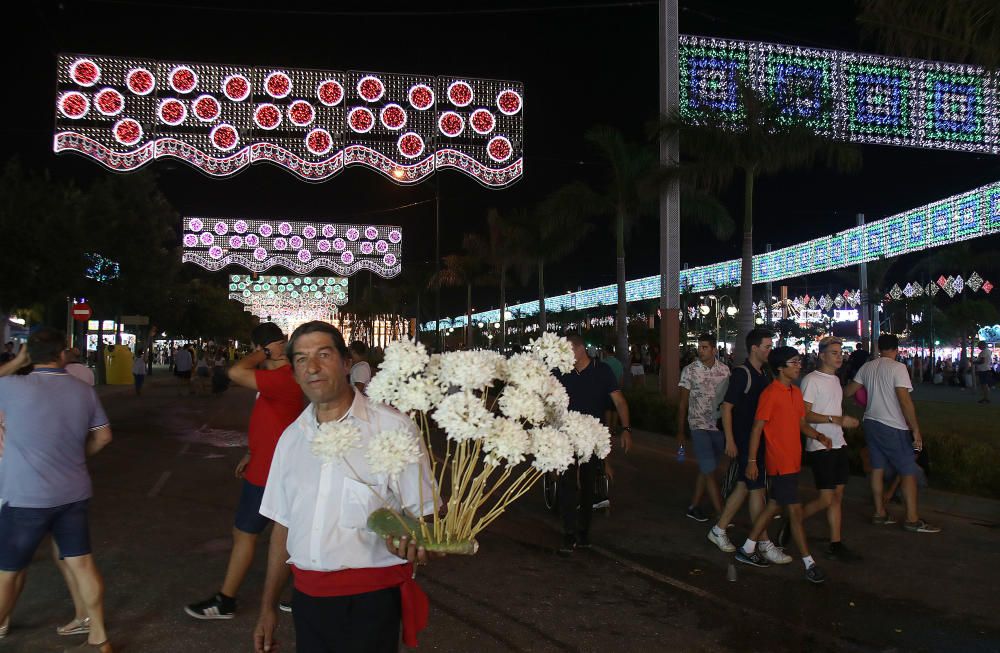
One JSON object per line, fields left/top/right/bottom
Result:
{"left": 4, "top": 372, "right": 999, "bottom": 653}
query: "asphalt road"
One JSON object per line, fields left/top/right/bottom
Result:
{"left": 4, "top": 373, "right": 998, "bottom": 653}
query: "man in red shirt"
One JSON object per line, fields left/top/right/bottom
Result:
{"left": 186, "top": 323, "right": 305, "bottom": 620}
{"left": 736, "top": 346, "right": 832, "bottom": 584}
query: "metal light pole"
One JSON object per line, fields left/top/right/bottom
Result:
{"left": 857, "top": 213, "right": 870, "bottom": 352}
{"left": 659, "top": 0, "right": 681, "bottom": 401}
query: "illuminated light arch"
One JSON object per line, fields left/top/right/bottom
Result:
{"left": 428, "top": 180, "right": 1000, "bottom": 329}
{"left": 54, "top": 54, "right": 523, "bottom": 188}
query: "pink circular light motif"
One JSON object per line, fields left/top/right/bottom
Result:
{"left": 70, "top": 59, "right": 100, "bottom": 87}
{"left": 302, "top": 225, "right": 317, "bottom": 239}
{"left": 397, "top": 132, "right": 425, "bottom": 159}
{"left": 95, "top": 88, "right": 124, "bottom": 116}
{"left": 470, "top": 109, "right": 496, "bottom": 135}
{"left": 341, "top": 251, "right": 355, "bottom": 264}
{"left": 364, "top": 226, "right": 378, "bottom": 239}
{"left": 384, "top": 253, "right": 397, "bottom": 266}
{"left": 305, "top": 129, "right": 332, "bottom": 156}
{"left": 223, "top": 75, "right": 251, "bottom": 101}
{"left": 322, "top": 224, "right": 335, "bottom": 238}
{"left": 157, "top": 98, "right": 186, "bottom": 125}
{"left": 348, "top": 107, "right": 375, "bottom": 133}
{"left": 496, "top": 89, "right": 522, "bottom": 115}
{"left": 189, "top": 218, "right": 204, "bottom": 232}
{"left": 487, "top": 136, "right": 513, "bottom": 163}
{"left": 214, "top": 221, "right": 228, "bottom": 235}
{"left": 360, "top": 242, "right": 374, "bottom": 255}
{"left": 265, "top": 72, "right": 292, "bottom": 99}
{"left": 210, "top": 124, "right": 239, "bottom": 151}
{"left": 447, "top": 81, "right": 473, "bottom": 107}
{"left": 259, "top": 224, "right": 273, "bottom": 237}
{"left": 58, "top": 92, "right": 89, "bottom": 119}
{"left": 278, "top": 222, "right": 292, "bottom": 236}
{"left": 317, "top": 239, "right": 331, "bottom": 252}
{"left": 194, "top": 95, "right": 221, "bottom": 122}
{"left": 380, "top": 104, "right": 406, "bottom": 130}
{"left": 317, "top": 80, "right": 344, "bottom": 106}
{"left": 209, "top": 246, "right": 224, "bottom": 259}
{"left": 274, "top": 237, "right": 287, "bottom": 250}
{"left": 113, "top": 119, "right": 143, "bottom": 146}
{"left": 388, "top": 229, "right": 402, "bottom": 244}
{"left": 289, "top": 236, "right": 303, "bottom": 249}
{"left": 183, "top": 234, "right": 198, "bottom": 247}
{"left": 254, "top": 104, "right": 282, "bottom": 130}
{"left": 244, "top": 234, "right": 259, "bottom": 247}
{"left": 408, "top": 84, "right": 434, "bottom": 110}
{"left": 229, "top": 236, "right": 243, "bottom": 248}
{"left": 169, "top": 66, "right": 198, "bottom": 94}
{"left": 298, "top": 250, "right": 311, "bottom": 263}
{"left": 126, "top": 68, "right": 155, "bottom": 96}
{"left": 345, "top": 228, "right": 360, "bottom": 241}
{"left": 200, "top": 232, "right": 214, "bottom": 246}
{"left": 375, "top": 240, "right": 388, "bottom": 253}
{"left": 234, "top": 220, "right": 248, "bottom": 234}
{"left": 357, "top": 76, "right": 385, "bottom": 102}
{"left": 438, "top": 112, "right": 464, "bottom": 137}
{"left": 333, "top": 238, "right": 346, "bottom": 251}
{"left": 254, "top": 247, "right": 268, "bottom": 261}
{"left": 288, "top": 100, "right": 315, "bottom": 126}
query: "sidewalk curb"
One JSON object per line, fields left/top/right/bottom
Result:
{"left": 637, "top": 429, "right": 1000, "bottom": 525}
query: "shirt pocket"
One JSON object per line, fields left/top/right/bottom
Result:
{"left": 340, "top": 477, "right": 380, "bottom": 530}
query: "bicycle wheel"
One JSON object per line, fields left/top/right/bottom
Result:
{"left": 542, "top": 472, "right": 558, "bottom": 512}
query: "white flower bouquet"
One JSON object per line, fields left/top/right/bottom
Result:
{"left": 331, "top": 332, "right": 611, "bottom": 555}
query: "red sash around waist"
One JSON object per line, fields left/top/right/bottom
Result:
{"left": 291, "top": 563, "right": 428, "bottom": 648}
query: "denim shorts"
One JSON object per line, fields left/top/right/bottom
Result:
{"left": 234, "top": 480, "right": 271, "bottom": 535}
{"left": 691, "top": 429, "right": 725, "bottom": 474}
{"left": 864, "top": 419, "right": 918, "bottom": 477}
{"left": 0, "top": 499, "right": 91, "bottom": 571}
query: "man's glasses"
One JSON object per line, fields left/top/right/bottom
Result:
{"left": 786, "top": 359, "right": 802, "bottom": 366}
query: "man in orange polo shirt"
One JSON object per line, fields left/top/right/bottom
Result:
{"left": 736, "top": 346, "right": 832, "bottom": 584}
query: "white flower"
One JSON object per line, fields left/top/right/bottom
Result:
{"left": 527, "top": 426, "right": 576, "bottom": 473}
{"left": 498, "top": 384, "right": 547, "bottom": 425}
{"left": 366, "top": 428, "right": 422, "bottom": 479}
{"left": 378, "top": 339, "right": 430, "bottom": 377}
{"left": 368, "top": 369, "right": 445, "bottom": 415}
{"left": 482, "top": 417, "right": 530, "bottom": 466}
{"left": 436, "top": 350, "right": 504, "bottom": 391}
{"left": 503, "top": 353, "right": 552, "bottom": 393}
{"left": 558, "top": 411, "right": 611, "bottom": 459}
{"left": 541, "top": 375, "right": 569, "bottom": 419}
{"left": 432, "top": 391, "right": 495, "bottom": 442}
{"left": 528, "top": 332, "right": 575, "bottom": 373}
{"left": 310, "top": 420, "right": 362, "bottom": 463}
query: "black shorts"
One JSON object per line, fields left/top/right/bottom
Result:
{"left": 768, "top": 472, "right": 800, "bottom": 506}
{"left": 807, "top": 447, "right": 850, "bottom": 490}
{"left": 0, "top": 499, "right": 91, "bottom": 571}
{"left": 234, "top": 480, "right": 271, "bottom": 535}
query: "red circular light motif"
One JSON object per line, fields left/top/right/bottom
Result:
{"left": 170, "top": 66, "right": 198, "bottom": 93}
{"left": 397, "top": 132, "right": 425, "bottom": 159}
{"left": 348, "top": 107, "right": 375, "bottom": 133}
{"left": 380, "top": 104, "right": 407, "bottom": 130}
{"left": 317, "top": 80, "right": 344, "bottom": 106}
{"left": 254, "top": 104, "right": 282, "bottom": 130}
{"left": 357, "top": 76, "right": 385, "bottom": 102}
{"left": 95, "top": 88, "right": 124, "bottom": 116}
{"left": 158, "top": 99, "right": 186, "bottom": 125}
{"left": 448, "top": 81, "right": 473, "bottom": 107}
{"left": 223, "top": 75, "right": 250, "bottom": 101}
{"left": 59, "top": 92, "right": 89, "bottom": 119}
{"left": 470, "top": 109, "right": 495, "bottom": 135}
{"left": 194, "top": 95, "right": 221, "bottom": 121}
{"left": 497, "top": 90, "right": 522, "bottom": 115}
{"left": 487, "top": 136, "right": 513, "bottom": 163}
{"left": 408, "top": 84, "right": 434, "bottom": 110}
{"left": 126, "top": 68, "right": 155, "bottom": 95}
{"left": 438, "top": 111, "right": 465, "bottom": 137}
{"left": 288, "top": 100, "right": 315, "bottom": 126}
{"left": 265, "top": 72, "right": 292, "bottom": 98}
{"left": 70, "top": 59, "right": 100, "bottom": 87}
{"left": 211, "top": 124, "right": 239, "bottom": 151}
{"left": 306, "top": 128, "right": 333, "bottom": 155}
{"left": 113, "top": 119, "right": 143, "bottom": 146}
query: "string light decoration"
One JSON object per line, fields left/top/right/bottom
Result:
{"left": 54, "top": 55, "right": 523, "bottom": 188}
{"left": 182, "top": 218, "right": 402, "bottom": 277}
{"left": 679, "top": 35, "right": 1000, "bottom": 155}
{"left": 427, "top": 180, "right": 1000, "bottom": 329}
{"left": 229, "top": 275, "right": 348, "bottom": 333}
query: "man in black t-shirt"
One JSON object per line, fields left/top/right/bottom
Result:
{"left": 706, "top": 329, "right": 792, "bottom": 566}
{"left": 556, "top": 334, "right": 632, "bottom": 556}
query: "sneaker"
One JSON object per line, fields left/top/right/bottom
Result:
{"left": 775, "top": 519, "right": 790, "bottom": 548}
{"left": 686, "top": 506, "right": 709, "bottom": 522}
{"left": 734, "top": 547, "right": 771, "bottom": 568}
{"left": 185, "top": 593, "right": 236, "bottom": 620}
{"left": 707, "top": 528, "right": 736, "bottom": 553}
{"left": 903, "top": 519, "right": 941, "bottom": 533}
{"left": 576, "top": 532, "right": 592, "bottom": 549}
{"left": 592, "top": 499, "right": 610, "bottom": 510}
{"left": 825, "top": 542, "right": 863, "bottom": 562}
{"left": 871, "top": 513, "right": 897, "bottom": 526}
{"left": 557, "top": 534, "right": 576, "bottom": 557}
{"left": 758, "top": 541, "right": 793, "bottom": 564}
{"left": 278, "top": 601, "right": 292, "bottom": 613}
{"left": 805, "top": 563, "right": 827, "bottom": 584}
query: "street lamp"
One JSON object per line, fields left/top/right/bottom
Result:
{"left": 699, "top": 295, "right": 738, "bottom": 351}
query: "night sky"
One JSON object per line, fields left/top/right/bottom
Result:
{"left": 6, "top": 0, "right": 1000, "bottom": 316}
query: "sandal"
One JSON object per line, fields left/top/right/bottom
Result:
{"left": 57, "top": 617, "right": 91, "bottom": 636}
{"left": 63, "top": 639, "right": 111, "bottom": 653}
{"left": 0, "top": 619, "right": 9, "bottom": 639}
{"left": 871, "top": 513, "right": 897, "bottom": 525}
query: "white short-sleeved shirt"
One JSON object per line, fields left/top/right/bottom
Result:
{"left": 260, "top": 390, "right": 435, "bottom": 572}
{"left": 800, "top": 370, "right": 845, "bottom": 451}
{"left": 976, "top": 350, "right": 992, "bottom": 372}
{"left": 853, "top": 357, "right": 913, "bottom": 431}
{"left": 64, "top": 362, "right": 95, "bottom": 386}
{"left": 350, "top": 361, "right": 372, "bottom": 387}
{"left": 678, "top": 359, "right": 730, "bottom": 431}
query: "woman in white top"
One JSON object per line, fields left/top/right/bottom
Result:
{"left": 348, "top": 341, "right": 372, "bottom": 394}
{"left": 132, "top": 349, "right": 147, "bottom": 396}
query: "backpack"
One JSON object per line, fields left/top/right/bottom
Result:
{"left": 713, "top": 363, "right": 753, "bottom": 425}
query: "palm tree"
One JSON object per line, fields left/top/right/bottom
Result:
{"left": 428, "top": 235, "right": 488, "bottom": 348}
{"left": 663, "top": 83, "right": 861, "bottom": 361}
{"left": 464, "top": 209, "right": 522, "bottom": 351}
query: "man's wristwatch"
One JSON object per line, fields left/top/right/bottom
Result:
{"left": 621, "top": 426, "right": 632, "bottom": 433}
{"left": 827, "top": 415, "right": 834, "bottom": 423}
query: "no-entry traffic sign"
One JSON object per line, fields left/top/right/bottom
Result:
{"left": 72, "top": 303, "right": 92, "bottom": 322}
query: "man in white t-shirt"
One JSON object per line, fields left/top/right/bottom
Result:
{"left": 975, "top": 341, "right": 992, "bottom": 404}
{"left": 779, "top": 337, "right": 861, "bottom": 561}
{"left": 845, "top": 334, "right": 939, "bottom": 533}
{"left": 348, "top": 341, "right": 372, "bottom": 394}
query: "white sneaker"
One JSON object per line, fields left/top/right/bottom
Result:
{"left": 707, "top": 528, "right": 736, "bottom": 553}
{"left": 758, "top": 541, "right": 792, "bottom": 564}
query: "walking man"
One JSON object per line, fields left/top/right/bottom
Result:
{"left": 737, "top": 346, "right": 832, "bottom": 583}
{"left": 975, "top": 341, "right": 992, "bottom": 404}
{"left": 185, "top": 323, "right": 304, "bottom": 620}
{"left": 253, "top": 321, "right": 437, "bottom": 653}
{"left": 677, "top": 333, "right": 730, "bottom": 522}
{"left": 845, "top": 334, "right": 940, "bottom": 533}
{"left": 556, "top": 334, "right": 631, "bottom": 555}
{"left": 707, "top": 329, "right": 791, "bottom": 565}
{"left": 0, "top": 330, "right": 114, "bottom": 651}
{"left": 778, "top": 337, "right": 861, "bottom": 561}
